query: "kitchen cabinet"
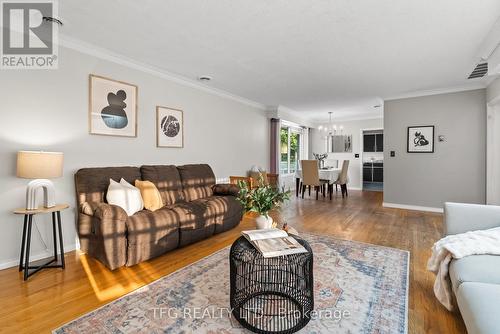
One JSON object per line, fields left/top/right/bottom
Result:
{"left": 363, "top": 167, "right": 372, "bottom": 182}
{"left": 373, "top": 167, "right": 383, "bottom": 182}
{"left": 363, "top": 162, "right": 383, "bottom": 183}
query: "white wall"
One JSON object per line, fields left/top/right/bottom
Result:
{"left": 310, "top": 118, "right": 384, "bottom": 189}
{"left": 486, "top": 77, "right": 500, "bottom": 204}
{"left": 487, "top": 77, "right": 500, "bottom": 103}
{"left": 0, "top": 46, "right": 269, "bottom": 268}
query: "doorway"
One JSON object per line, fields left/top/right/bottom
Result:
{"left": 361, "top": 129, "right": 384, "bottom": 192}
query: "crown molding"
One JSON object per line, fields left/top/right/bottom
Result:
{"left": 57, "top": 34, "right": 267, "bottom": 111}
{"left": 309, "top": 114, "right": 383, "bottom": 125}
{"left": 267, "top": 105, "right": 317, "bottom": 128}
{"left": 383, "top": 82, "right": 487, "bottom": 101}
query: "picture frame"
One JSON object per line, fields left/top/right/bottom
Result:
{"left": 89, "top": 74, "right": 138, "bottom": 137}
{"left": 407, "top": 125, "right": 434, "bottom": 153}
{"left": 156, "top": 106, "right": 184, "bottom": 148}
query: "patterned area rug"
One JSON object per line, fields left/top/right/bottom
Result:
{"left": 54, "top": 233, "right": 409, "bottom": 334}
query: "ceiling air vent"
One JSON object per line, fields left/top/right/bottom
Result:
{"left": 468, "top": 62, "right": 488, "bottom": 79}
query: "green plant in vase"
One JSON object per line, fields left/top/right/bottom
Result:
{"left": 236, "top": 176, "right": 291, "bottom": 229}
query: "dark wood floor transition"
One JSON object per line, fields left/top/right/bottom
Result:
{"left": 0, "top": 190, "right": 466, "bottom": 333}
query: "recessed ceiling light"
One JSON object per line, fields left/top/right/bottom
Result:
{"left": 198, "top": 76, "right": 212, "bottom": 82}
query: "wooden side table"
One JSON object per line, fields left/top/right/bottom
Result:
{"left": 13, "top": 204, "right": 69, "bottom": 280}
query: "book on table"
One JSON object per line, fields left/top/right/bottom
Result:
{"left": 241, "top": 228, "right": 308, "bottom": 258}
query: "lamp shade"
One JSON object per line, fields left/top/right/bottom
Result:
{"left": 17, "top": 151, "right": 63, "bottom": 179}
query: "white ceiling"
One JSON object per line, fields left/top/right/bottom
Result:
{"left": 59, "top": 0, "right": 500, "bottom": 121}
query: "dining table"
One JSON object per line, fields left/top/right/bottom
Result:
{"left": 294, "top": 167, "right": 344, "bottom": 197}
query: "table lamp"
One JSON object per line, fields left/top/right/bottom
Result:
{"left": 16, "top": 151, "right": 64, "bottom": 210}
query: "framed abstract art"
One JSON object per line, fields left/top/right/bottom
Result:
{"left": 89, "top": 74, "right": 138, "bottom": 137}
{"left": 156, "top": 106, "right": 184, "bottom": 148}
{"left": 407, "top": 125, "right": 434, "bottom": 153}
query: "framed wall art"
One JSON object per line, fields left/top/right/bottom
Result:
{"left": 89, "top": 74, "right": 138, "bottom": 137}
{"left": 156, "top": 106, "right": 184, "bottom": 148}
{"left": 407, "top": 125, "right": 434, "bottom": 153}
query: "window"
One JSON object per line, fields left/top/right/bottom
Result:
{"left": 280, "top": 125, "right": 301, "bottom": 174}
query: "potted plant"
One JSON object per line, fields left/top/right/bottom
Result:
{"left": 236, "top": 177, "right": 291, "bottom": 229}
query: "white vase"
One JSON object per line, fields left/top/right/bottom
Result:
{"left": 255, "top": 215, "right": 273, "bottom": 229}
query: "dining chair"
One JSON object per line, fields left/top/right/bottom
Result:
{"left": 300, "top": 160, "right": 329, "bottom": 200}
{"left": 334, "top": 160, "right": 350, "bottom": 198}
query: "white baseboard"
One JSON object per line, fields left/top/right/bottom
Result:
{"left": 383, "top": 202, "right": 443, "bottom": 213}
{"left": 0, "top": 244, "right": 77, "bottom": 270}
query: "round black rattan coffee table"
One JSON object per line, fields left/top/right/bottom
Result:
{"left": 229, "top": 235, "right": 314, "bottom": 334}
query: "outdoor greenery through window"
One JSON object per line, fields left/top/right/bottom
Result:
{"left": 280, "top": 126, "right": 300, "bottom": 174}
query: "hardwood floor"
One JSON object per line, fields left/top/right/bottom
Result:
{"left": 0, "top": 190, "right": 466, "bottom": 333}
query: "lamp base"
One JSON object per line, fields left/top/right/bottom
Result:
{"left": 26, "top": 179, "right": 56, "bottom": 210}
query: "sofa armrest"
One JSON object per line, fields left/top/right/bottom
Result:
{"left": 77, "top": 202, "right": 128, "bottom": 270}
{"left": 79, "top": 201, "right": 128, "bottom": 237}
{"left": 444, "top": 202, "right": 500, "bottom": 236}
{"left": 80, "top": 202, "right": 127, "bottom": 220}
{"left": 213, "top": 183, "right": 240, "bottom": 197}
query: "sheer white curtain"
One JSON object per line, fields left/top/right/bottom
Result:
{"left": 300, "top": 127, "right": 309, "bottom": 162}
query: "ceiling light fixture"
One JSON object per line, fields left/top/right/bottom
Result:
{"left": 318, "top": 112, "right": 343, "bottom": 138}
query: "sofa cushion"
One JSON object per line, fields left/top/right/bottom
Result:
{"left": 140, "top": 165, "right": 184, "bottom": 206}
{"left": 126, "top": 208, "right": 180, "bottom": 266}
{"left": 210, "top": 196, "right": 243, "bottom": 233}
{"left": 449, "top": 255, "right": 500, "bottom": 292}
{"left": 75, "top": 166, "right": 142, "bottom": 205}
{"left": 168, "top": 199, "right": 216, "bottom": 230}
{"left": 456, "top": 282, "right": 500, "bottom": 334}
{"left": 206, "top": 196, "right": 243, "bottom": 220}
{"left": 169, "top": 196, "right": 241, "bottom": 227}
{"left": 177, "top": 164, "right": 216, "bottom": 201}
{"left": 126, "top": 208, "right": 180, "bottom": 246}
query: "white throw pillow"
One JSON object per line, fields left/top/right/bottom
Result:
{"left": 120, "top": 178, "right": 144, "bottom": 213}
{"left": 106, "top": 178, "right": 144, "bottom": 216}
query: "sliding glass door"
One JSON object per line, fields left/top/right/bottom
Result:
{"left": 280, "top": 125, "right": 301, "bottom": 174}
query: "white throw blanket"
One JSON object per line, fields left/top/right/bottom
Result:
{"left": 427, "top": 227, "right": 500, "bottom": 311}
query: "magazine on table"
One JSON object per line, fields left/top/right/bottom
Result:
{"left": 241, "top": 228, "right": 308, "bottom": 258}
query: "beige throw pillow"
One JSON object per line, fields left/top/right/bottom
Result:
{"left": 135, "top": 180, "right": 164, "bottom": 211}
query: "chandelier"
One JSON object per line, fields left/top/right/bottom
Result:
{"left": 317, "top": 112, "right": 343, "bottom": 138}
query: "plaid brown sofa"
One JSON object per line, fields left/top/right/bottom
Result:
{"left": 75, "top": 164, "right": 242, "bottom": 270}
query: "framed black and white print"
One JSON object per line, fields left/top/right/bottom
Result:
{"left": 156, "top": 106, "right": 184, "bottom": 148}
{"left": 89, "top": 74, "right": 138, "bottom": 137}
{"left": 407, "top": 125, "right": 434, "bottom": 153}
